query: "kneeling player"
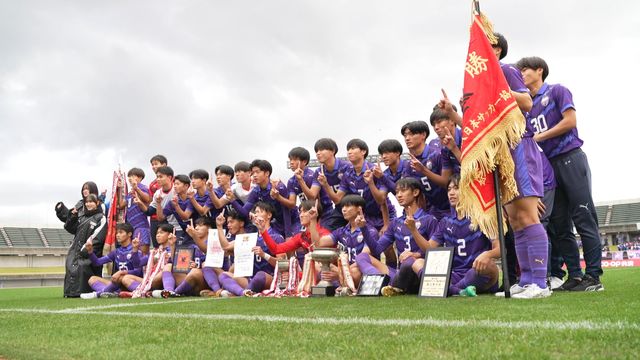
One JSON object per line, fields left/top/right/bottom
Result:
{"left": 80, "top": 223, "right": 143, "bottom": 299}
{"left": 411, "top": 174, "right": 500, "bottom": 297}
{"left": 360, "top": 178, "right": 439, "bottom": 296}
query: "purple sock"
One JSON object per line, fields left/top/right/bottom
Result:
{"left": 100, "top": 282, "right": 120, "bottom": 294}
{"left": 449, "top": 269, "right": 491, "bottom": 295}
{"left": 162, "top": 271, "right": 175, "bottom": 291}
{"left": 523, "top": 224, "right": 549, "bottom": 289}
{"left": 90, "top": 281, "right": 107, "bottom": 294}
{"left": 202, "top": 267, "right": 221, "bottom": 291}
{"left": 248, "top": 272, "right": 267, "bottom": 293}
{"left": 355, "top": 253, "right": 381, "bottom": 275}
{"left": 175, "top": 280, "right": 193, "bottom": 295}
{"left": 127, "top": 280, "right": 140, "bottom": 291}
{"left": 514, "top": 228, "right": 532, "bottom": 286}
{"left": 219, "top": 273, "right": 244, "bottom": 296}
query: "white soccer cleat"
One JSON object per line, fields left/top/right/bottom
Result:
{"left": 80, "top": 292, "right": 97, "bottom": 300}
{"left": 512, "top": 284, "right": 552, "bottom": 299}
{"left": 548, "top": 276, "right": 564, "bottom": 290}
{"left": 495, "top": 284, "right": 527, "bottom": 297}
{"left": 220, "top": 290, "right": 235, "bottom": 298}
{"left": 151, "top": 290, "right": 164, "bottom": 299}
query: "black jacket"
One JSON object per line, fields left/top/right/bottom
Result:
{"left": 63, "top": 209, "right": 107, "bottom": 297}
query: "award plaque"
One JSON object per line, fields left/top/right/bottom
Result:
{"left": 172, "top": 247, "right": 195, "bottom": 274}
{"left": 356, "top": 274, "right": 390, "bottom": 296}
{"left": 418, "top": 247, "right": 454, "bottom": 298}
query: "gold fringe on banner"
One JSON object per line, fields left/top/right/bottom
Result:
{"left": 458, "top": 105, "right": 525, "bottom": 239}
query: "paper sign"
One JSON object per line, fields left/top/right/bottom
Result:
{"left": 233, "top": 232, "right": 258, "bottom": 277}
{"left": 204, "top": 229, "right": 225, "bottom": 268}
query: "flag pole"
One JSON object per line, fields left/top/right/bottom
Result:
{"left": 473, "top": 0, "right": 511, "bottom": 298}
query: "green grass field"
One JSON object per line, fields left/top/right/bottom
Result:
{"left": 1, "top": 268, "right": 639, "bottom": 359}
{"left": 0, "top": 267, "right": 64, "bottom": 275}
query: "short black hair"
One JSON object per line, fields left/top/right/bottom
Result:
{"left": 396, "top": 177, "right": 423, "bottom": 192}
{"left": 234, "top": 161, "right": 251, "bottom": 172}
{"left": 156, "top": 166, "right": 174, "bottom": 177}
{"left": 195, "top": 217, "right": 214, "bottom": 227}
{"left": 174, "top": 174, "right": 191, "bottom": 185}
{"left": 288, "top": 147, "right": 310, "bottom": 164}
{"left": 158, "top": 223, "right": 174, "bottom": 233}
{"left": 127, "top": 168, "right": 145, "bottom": 180}
{"left": 150, "top": 155, "right": 168, "bottom": 165}
{"left": 116, "top": 222, "right": 134, "bottom": 234}
{"left": 314, "top": 138, "right": 339, "bottom": 155}
{"left": 189, "top": 169, "right": 209, "bottom": 181}
{"left": 215, "top": 165, "right": 235, "bottom": 179}
{"left": 377, "top": 139, "right": 403, "bottom": 155}
{"left": 340, "top": 194, "right": 366, "bottom": 209}
{"left": 227, "top": 209, "right": 247, "bottom": 223}
{"left": 515, "top": 56, "right": 550, "bottom": 81}
{"left": 401, "top": 121, "right": 430, "bottom": 138}
{"left": 253, "top": 201, "right": 276, "bottom": 216}
{"left": 448, "top": 173, "right": 461, "bottom": 188}
{"left": 493, "top": 32, "right": 508, "bottom": 60}
{"left": 250, "top": 159, "right": 272, "bottom": 176}
{"left": 300, "top": 199, "right": 323, "bottom": 219}
{"left": 346, "top": 138, "right": 369, "bottom": 159}
{"left": 429, "top": 108, "right": 451, "bottom": 126}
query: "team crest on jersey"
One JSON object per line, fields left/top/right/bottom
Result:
{"left": 541, "top": 96, "right": 549, "bottom": 107}
{"left": 414, "top": 221, "right": 421, "bottom": 229}
{"left": 356, "top": 234, "right": 364, "bottom": 243}
{"left": 426, "top": 161, "right": 433, "bottom": 170}
{"left": 126, "top": 253, "right": 132, "bottom": 260}
{"left": 338, "top": 173, "right": 344, "bottom": 179}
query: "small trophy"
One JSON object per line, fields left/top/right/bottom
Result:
{"left": 276, "top": 259, "right": 290, "bottom": 290}
{"left": 310, "top": 247, "right": 340, "bottom": 297}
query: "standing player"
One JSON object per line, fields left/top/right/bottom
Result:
{"left": 227, "top": 159, "right": 299, "bottom": 238}
{"left": 401, "top": 121, "right": 452, "bottom": 220}
{"left": 231, "top": 161, "right": 254, "bottom": 205}
{"left": 373, "top": 139, "right": 408, "bottom": 196}
{"left": 310, "top": 138, "right": 351, "bottom": 230}
{"left": 188, "top": 169, "right": 213, "bottom": 222}
{"left": 410, "top": 175, "right": 501, "bottom": 297}
{"left": 123, "top": 168, "right": 151, "bottom": 254}
{"left": 516, "top": 56, "right": 603, "bottom": 291}
{"left": 148, "top": 155, "right": 168, "bottom": 248}
{"left": 438, "top": 32, "right": 550, "bottom": 298}
{"left": 430, "top": 108, "right": 462, "bottom": 175}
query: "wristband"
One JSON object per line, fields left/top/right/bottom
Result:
{"left": 263, "top": 253, "right": 272, "bottom": 261}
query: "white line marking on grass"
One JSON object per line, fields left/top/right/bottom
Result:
{"left": 57, "top": 297, "right": 208, "bottom": 313}
{"left": 0, "top": 308, "right": 638, "bottom": 331}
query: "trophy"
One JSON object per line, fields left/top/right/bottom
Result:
{"left": 276, "top": 259, "right": 290, "bottom": 290}
{"left": 310, "top": 247, "right": 340, "bottom": 297}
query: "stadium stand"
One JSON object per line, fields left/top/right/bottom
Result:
{"left": 610, "top": 202, "right": 640, "bottom": 225}
{"left": 3, "top": 227, "right": 45, "bottom": 247}
{"left": 40, "top": 228, "right": 73, "bottom": 248}
{"left": 595, "top": 205, "right": 608, "bottom": 227}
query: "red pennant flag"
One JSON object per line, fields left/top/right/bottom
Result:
{"left": 457, "top": 12, "right": 525, "bottom": 239}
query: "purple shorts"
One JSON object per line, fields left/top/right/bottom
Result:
{"left": 510, "top": 137, "right": 544, "bottom": 200}
{"left": 133, "top": 227, "right": 151, "bottom": 246}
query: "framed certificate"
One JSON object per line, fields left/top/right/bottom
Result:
{"left": 356, "top": 274, "right": 390, "bottom": 296}
{"left": 172, "top": 247, "right": 195, "bottom": 274}
{"left": 418, "top": 247, "right": 454, "bottom": 298}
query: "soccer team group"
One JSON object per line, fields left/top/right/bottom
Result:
{"left": 68, "top": 33, "right": 603, "bottom": 301}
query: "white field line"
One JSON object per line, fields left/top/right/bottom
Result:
{"left": 0, "top": 308, "right": 638, "bottom": 331}
{"left": 56, "top": 297, "right": 209, "bottom": 312}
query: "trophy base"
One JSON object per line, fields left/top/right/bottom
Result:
{"left": 311, "top": 285, "right": 337, "bottom": 297}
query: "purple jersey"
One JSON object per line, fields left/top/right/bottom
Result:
{"left": 401, "top": 144, "right": 450, "bottom": 219}
{"left": 287, "top": 167, "right": 334, "bottom": 218}
{"left": 330, "top": 224, "right": 376, "bottom": 264}
{"left": 188, "top": 191, "right": 214, "bottom": 220}
{"left": 501, "top": 62, "right": 533, "bottom": 137}
{"left": 89, "top": 243, "right": 142, "bottom": 272}
{"left": 311, "top": 158, "right": 351, "bottom": 213}
{"left": 432, "top": 214, "right": 493, "bottom": 273}
{"left": 339, "top": 162, "right": 396, "bottom": 230}
{"left": 528, "top": 83, "right": 581, "bottom": 159}
{"left": 231, "top": 182, "right": 300, "bottom": 237}
{"left": 163, "top": 196, "right": 191, "bottom": 230}
{"left": 381, "top": 159, "right": 409, "bottom": 195}
{"left": 254, "top": 228, "right": 284, "bottom": 275}
{"left": 441, "top": 127, "right": 462, "bottom": 174}
{"left": 362, "top": 207, "right": 438, "bottom": 258}
{"left": 126, "top": 184, "right": 150, "bottom": 230}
